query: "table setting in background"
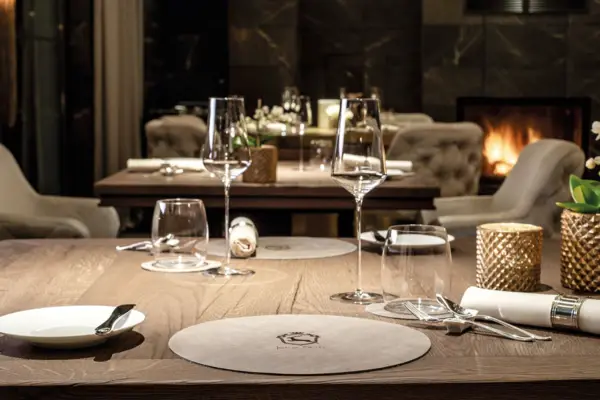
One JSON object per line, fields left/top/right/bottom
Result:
{"left": 2, "top": 95, "right": 600, "bottom": 389}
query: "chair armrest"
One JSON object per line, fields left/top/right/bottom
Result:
{"left": 0, "top": 213, "right": 90, "bottom": 239}
{"left": 434, "top": 196, "right": 494, "bottom": 216}
{"left": 439, "top": 210, "right": 525, "bottom": 230}
{"left": 37, "top": 195, "right": 120, "bottom": 238}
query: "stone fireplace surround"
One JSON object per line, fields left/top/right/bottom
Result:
{"left": 421, "top": 0, "right": 600, "bottom": 160}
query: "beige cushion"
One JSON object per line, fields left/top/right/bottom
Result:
{"left": 387, "top": 122, "right": 484, "bottom": 197}
{"left": 146, "top": 114, "right": 207, "bottom": 158}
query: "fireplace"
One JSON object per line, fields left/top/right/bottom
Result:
{"left": 457, "top": 97, "right": 591, "bottom": 193}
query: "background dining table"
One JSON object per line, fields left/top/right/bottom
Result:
{"left": 0, "top": 236, "right": 599, "bottom": 399}
{"left": 94, "top": 162, "right": 440, "bottom": 237}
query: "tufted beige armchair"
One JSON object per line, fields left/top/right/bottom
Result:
{"left": 422, "top": 139, "right": 585, "bottom": 237}
{"left": 145, "top": 114, "right": 208, "bottom": 158}
{"left": 0, "top": 144, "right": 120, "bottom": 239}
{"left": 387, "top": 122, "right": 484, "bottom": 197}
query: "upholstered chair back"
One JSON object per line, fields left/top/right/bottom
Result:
{"left": 145, "top": 114, "right": 208, "bottom": 158}
{"left": 0, "top": 144, "right": 39, "bottom": 214}
{"left": 492, "top": 139, "right": 584, "bottom": 227}
{"left": 387, "top": 122, "right": 484, "bottom": 197}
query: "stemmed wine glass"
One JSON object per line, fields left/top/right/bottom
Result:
{"left": 330, "top": 98, "right": 387, "bottom": 304}
{"left": 201, "top": 97, "right": 254, "bottom": 276}
{"left": 294, "top": 95, "right": 312, "bottom": 171}
{"left": 281, "top": 86, "right": 299, "bottom": 113}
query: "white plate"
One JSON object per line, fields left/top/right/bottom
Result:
{"left": 360, "top": 231, "right": 455, "bottom": 248}
{"left": 0, "top": 305, "right": 145, "bottom": 349}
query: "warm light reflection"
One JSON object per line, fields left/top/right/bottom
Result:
{"left": 482, "top": 120, "right": 542, "bottom": 176}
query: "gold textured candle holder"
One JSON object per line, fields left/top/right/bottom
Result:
{"left": 476, "top": 223, "right": 543, "bottom": 292}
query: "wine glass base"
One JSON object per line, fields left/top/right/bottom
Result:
{"left": 330, "top": 290, "right": 383, "bottom": 305}
{"left": 203, "top": 266, "right": 255, "bottom": 277}
{"left": 384, "top": 299, "right": 450, "bottom": 318}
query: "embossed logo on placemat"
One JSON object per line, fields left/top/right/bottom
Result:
{"left": 276, "top": 332, "right": 321, "bottom": 349}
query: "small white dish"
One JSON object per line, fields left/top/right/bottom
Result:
{"left": 361, "top": 231, "right": 455, "bottom": 248}
{"left": 0, "top": 305, "right": 145, "bottom": 349}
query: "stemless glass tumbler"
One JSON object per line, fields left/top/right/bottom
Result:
{"left": 381, "top": 225, "right": 453, "bottom": 318}
{"left": 151, "top": 199, "right": 209, "bottom": 270}
{"left": 201, "top": 97, "right": 254, "bottom": 277}
{"left": 330, "top": 98, "right": 387, "bottom": 304}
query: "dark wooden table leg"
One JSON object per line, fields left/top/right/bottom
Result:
{"left": 337, "top": 210, "right": 355, "bottom": 238}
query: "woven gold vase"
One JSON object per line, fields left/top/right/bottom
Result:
{"left": 560, "top": 209, "right": 600, "bottom": 292}
{"left": 476, "top": 223, "right": 543, "bottom": 292}
{"left": 242, "top": 145, "right": 278, "bottom": 184}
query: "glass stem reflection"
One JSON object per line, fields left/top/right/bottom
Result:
{"left": 355, "top": 196, "right": 364, "bottom": 295}
{"left": 299, "top": 133, "right": 304, "bottom": 171}
{"left": 224, "top": 180, "right": 232, "bottom": 267}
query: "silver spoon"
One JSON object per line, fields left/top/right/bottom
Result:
{"left": 95, "top": 304, "right": 136, "bottom": 336}
{"left": 115, "top": 234, "right": 176, "bottom": 252}
{"left": 436, "top": 294, "right": 551, "bottom": 341}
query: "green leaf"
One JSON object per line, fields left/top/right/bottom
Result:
{"left": 579, "top": 182, "right": 600, "bottom": 206}
{"left": 556, "top": 202, "right": 600, "bottom": 214}
{"left": 570, "top": 175, "right": 585, "bottom": 202}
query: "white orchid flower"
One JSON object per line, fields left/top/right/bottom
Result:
{"left": 586, "top": 158, "right": 597, "bottom": 170}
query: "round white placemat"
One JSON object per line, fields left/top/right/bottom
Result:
{"left": 169, "top": 314, "right": 431, "bottom": 375}
{"left": 207, "top": 237, "right": 356, "bottom": 260}
{"left": 141, "top": 260, "right": 220, "bottom": 273}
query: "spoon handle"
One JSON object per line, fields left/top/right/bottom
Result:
{"left": 474, "top": 314, "right": 551, "bottom": 341}
{"left": 466, "top": 320, "right": 535, "bottom": 342}
{"left": 95, "top": 304, "right": 136, "bottom": 336}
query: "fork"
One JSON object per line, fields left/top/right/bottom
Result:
{"left": 403, "top": 302, "right": 535, "bottom": 342}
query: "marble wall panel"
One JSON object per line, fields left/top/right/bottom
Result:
{"left": 485, "top": 22, "right": 567, "bottom": 68}
{"left": 422, "top": 25, "right": 483, "bottom": 69}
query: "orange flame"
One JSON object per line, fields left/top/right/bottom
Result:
{"left": 482, "top": 120, "right": 541, "bottom": 176}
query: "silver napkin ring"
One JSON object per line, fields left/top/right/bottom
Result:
{"left": 550, "top": 295, "right": 585, "bottom": 330}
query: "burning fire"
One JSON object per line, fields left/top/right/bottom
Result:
{"left": 482, "top": 121, "right": 542, "bottom": 176}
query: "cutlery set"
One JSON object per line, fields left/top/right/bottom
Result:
{"left": 404, "top": 294, "right": 551, "bottom": 342}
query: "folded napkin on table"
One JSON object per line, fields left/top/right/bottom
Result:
{"left": 126, "top": 158, "right": 205, "bottom": 172}
{"left": 341, "top": 155, "right": 413, "bottom": 172}
{"left": 229, "top": 217, "right": 258, "bottom": 258}
{"left": 460, "top": 286, "right": 600, "bottom": 334}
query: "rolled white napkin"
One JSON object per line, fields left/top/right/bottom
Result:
{"left": 460, "top": 286, "right": 600, "bottom": 334}
{"left": 386, "top": 160, "right": 412, "bottom": 172}
{"left": 126, "top": 158, "right": 204, "bottom": 172}
{"left": 229, "top": 217, "right": 258, "bottom": 258}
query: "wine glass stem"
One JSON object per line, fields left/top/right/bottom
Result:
{"left": 355, "top": 197, "right": 364, "bottom": 295}
{"left": 224, "top": 180, "right": 232, "bottom": 267}
{"left": 299, "top": 134, "right": 304, "bottom": 171}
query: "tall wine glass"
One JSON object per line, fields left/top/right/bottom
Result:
{"left": 201, "top": 97, "right": 254, "bottom": 277}
{"left": 295, "top": 95, "right": 312, "bottom": 171}
{"left": 331, "top": 98, "right": 387, "bottom": 304}
{"left": 281, "top": 86, "right": 299, "bottom": 113}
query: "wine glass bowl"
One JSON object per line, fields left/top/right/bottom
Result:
{"left": 330, "top": 98, "right": 387, "bottom": 304}
{"left": 201, "top": 97, "right": 254, "bottom": 277}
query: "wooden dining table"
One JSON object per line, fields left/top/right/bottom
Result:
{"left": 94, "top": 162, "right": 440, "bottom": 236}
{"left": 1, "top": 236, "right": 600, "bottom": 399}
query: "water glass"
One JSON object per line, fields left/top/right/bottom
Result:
{"left": 381, "top": 224, "right": 452, "bottom": 318}
{"left": 151, "top": 199, "right": 209, "bottom": 269}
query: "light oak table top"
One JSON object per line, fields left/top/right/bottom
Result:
{"left": 0, "top": 237, "right": 599, "bottom": 399}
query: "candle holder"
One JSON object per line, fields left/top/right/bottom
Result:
{"left": 476, "top": 223, "right": 543, "bottom": 292}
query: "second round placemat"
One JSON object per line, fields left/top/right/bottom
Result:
{"left": 207, "top": 237, "right": 356, "bottom": 260}
{"left": 169, "top": 314, "right": 431, "bottom": 375}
